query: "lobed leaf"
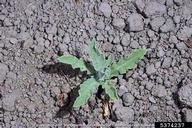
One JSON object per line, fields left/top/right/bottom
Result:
{"left": 101, "top": 80, "right": 119, "bottom": 101}
{"left": 58, "top": 55, "right": 88, "bottom": 72}
{"left": 105, "top": 55, "right": 113, "bottom": 68}
{"left": 73, "top": 78, "right": 99, "bottom": 108}
{"left": 89, "top": 39, "right": 107, "bottom": 72}
{"left": 110, "top": 48, "right": 147, "bottom": 77}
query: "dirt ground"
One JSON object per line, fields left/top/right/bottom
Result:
{"left": 0, "top": 0, "right": 192, "bottom": 127}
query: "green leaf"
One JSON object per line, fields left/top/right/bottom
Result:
{"left": 89, "top": 39, "right": 106, "bottom": 72}
{"left": 58, "top": 55, "right": 88, "bottom": 72}
{"left": 98, "top": 56, "right": 113, "bottom": 81}
{"left": 101, "top": 80, "right": 119, "bottom": 101}
{"left": 73, "top": 78, "right": 99, "bottom": 108}
{"left": 105, "top": 55, "right": 113, "bottom": 68}
{"left": 111, "top": 48, "right": 147, "bottom": 77}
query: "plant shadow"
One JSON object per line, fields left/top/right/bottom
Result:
{"left": 54, "top": 86, "right": 80, "bottom": 118}
{"left": 40, "top": 62, "right": 83, "bottom": 78}
{"left": 40, "top": 63, "right": 87, "bottom": 118}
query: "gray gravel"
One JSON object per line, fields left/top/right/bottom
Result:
{"left": 126, "top": 14, "right": 144, "bottom": 32}
{"left": 177, "top": 26, "right": 192, "bottom": 41}
{"left": 113, "top": 102, "right": 134, "bottom": 122}
{"left": 144, "top": 2, "right": 167, "bottom": 17}
{"left": 121, "top": 33, "right": 131, "bottom": 47}
{"left": 1, "top": 0, "right": 192, "bottom": 126}
{"left": 112, "top": 18, "right": 125, "bottom": 30}
{"left": 122, "top": 93, "right": 135, "bottom": 106}
{"left": 2, "top": 90, "right": 21, "bottom": 111}
{"left": 178, "top": 84, "right": 192, "bottom": 107}
{"left": 162, "top": 57, "right": 172, "bottom": 68}
{"left": 152, "top": 84, "right": 167, "bottom": 98}
{"left": 160, "top": 18, "right": 175, "bottom": 33}
{"left": 99, "top": 2, "right": 112, "bottom": 18}
{"left": 0, "top": 63, "right": 9, "bottom": 83}
{"left": 182, "top": 108, "right": 192, "bottom": 122}
{"left": 146, "top": 64, "right": 156, "bottom": 75}
{"left": 134, "top": 0, "right": 145, "bottom": 12}
{"left": 150, "top": 17, "right": 165, "bottom": 32}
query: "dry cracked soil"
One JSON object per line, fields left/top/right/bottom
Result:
{"left": 0, "top": 0, "right": 192, "bottom": 127}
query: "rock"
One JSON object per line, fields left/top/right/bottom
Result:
{"left": 134, "top": 0, "right": 145, "bottom": 12}
{"left": 48, "top": 34, "right": 53, "bottom": 41}
{"left": 63, "top": 33, "right": 71, "bottom": 43}
{"left": 152, "top": 84, "right": 167, "bottom": 98}
{"left": 21, "top": 37, "right": 33, "bottom": 49}
{"left": 167, "top": 6, "right": 174, "bottom": 17}
{"left": 121, "top": 33, "right": 131, "bottom": 46}
{"left": 88, "top": 96, "right": 96, "bottom": 108}
{"left": 52, "top": 87, "right": 61, "bottom": 95}
{"left": 42, "top": 16, "right": 49, "bottom": 23}
{"left": 145, "top": 82, "right": 154, "bottom": 90}
{"left": 144, "top": 2, "right": 166, "bottom": 17}
{"left": 173, "top": 15, "right": 181, "bottom": 23}
{"left": 149, "top": 105, "right": 158, "bottom": 112}
{"left": 182, "top": 108, "right": 192, "bottom": 122}
{"left": 18, "top": 32, "right": 31, "bottom": 41}
{"left": 157, "top": 47, "right": 165, "bottom": 57}
{"left": 46, "top": 24, "right": 57, "bottom": 34}
{"left": 44, "top": 40, "right": 50, "bottom": 48}
{"left": 0, "top": 16, "right": 5, "bottom": 24}
{"left": 46, "top": 112, "right": 52, "bottom": 118}
{"left": 113, "top": 36, "right": 120, "bottom": 44}
{"left": 182, "top": 6, "right": 191, "bottom": 20}
{"left": 112, "top": 5, "right": 119, "bottom": 14}
{"left": 169, "top": 36, "right": 178, "bottom": 46}
{"left": 173, "top": 0, "right": 183, "bottom": 6}
{"left": 33, "top": 45, "right": 44, "bottom": 53}
{"left": 112, "top": 18, "right": 125, "bottom": 29}
{"left": 58, "top": 43, "right": 68, "bottom": 52}
{"left": 9, "top": 38, "right": 18, "bottom": 44}
{"left": 119, "top": 78, "right": 127, "bottom": 87}
{"left": 0, "top": 53, "right": 3, "bottom": 61}
{"left": 160, "top": 19, "right": 175, "bottom": 33}
{"left": 146, "top": 64, "right": 156, "bottom": 75}
{"left": 97, "top": 21, "right": 105, "bottom": 30}
{"left": 2, "top": 90, "right": 21, "bottom": 111}
{"left": 177, "top": 26, "right": 192, "bottom": 41}
{"left": 158, "top": 0, "right": 166, "bottom": 4}
{"left": 150, "top": 17, "right": 165, "bottom": 32}
{"left": 103, "top": 42, "right": 113, "bottom": 52}
{"left": 176, "top": 42, "right": 187, "bottom": 52}
{"left": 0, "top": 0, "right": 6, "bottom": 4}
{"left": 147, "top": 30, "right": 155, "bottom": 38}
{"left": 36, "top": 37, "right": 45, "bottom": 46}
{"left": 130, "top": 40, "right": 139, "bottom": 48}
{"left": 0, "top": 63, "right": 9, "bottom": 83}
{"left": 166, "top": 0, "right": 174, "bottom": 5}
{"left": 118, "top": 85, "right": 128, "bottom": 97}
{"left": 20, "top": 24, "right": 27, "bottom": 32}
{"left": 6, "top": 72, "right": 17, "bottom": 80}
{"left": 162, "top": 57, "right": 172, "bottom": 68}
{"left": 127, "top": 14, "right": 144, "bottom": 32}
{"left": 98, "top": 2, "right": 112, "bottom": 18}
{"left": 4, "top": 18, "right": 12, "bottom": 26}
{"left": 122, "top": 93, "right": 135, "bottom": 106}
{"left": 114, "top": 106, "right": 134, "bottom": 122}
{"left": 178, "top": 84, "right": 192, "bottom": 107}
{"left": 27, "top": 104, "right": 36, "bottom": 113}
{"left": 112, "top": 100, "right": 123, "bottom": 111}
{"left": 149, "top": 96, "right": 156, "bottom": 103}
{"left": 116, "top": 44, "right": 123, "bottom": 52}
{"left": 35, "top": 78, "right": 43, "bottom": 85}
{"left": 96, "top": 33, "right": 104, "bottom": 41}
